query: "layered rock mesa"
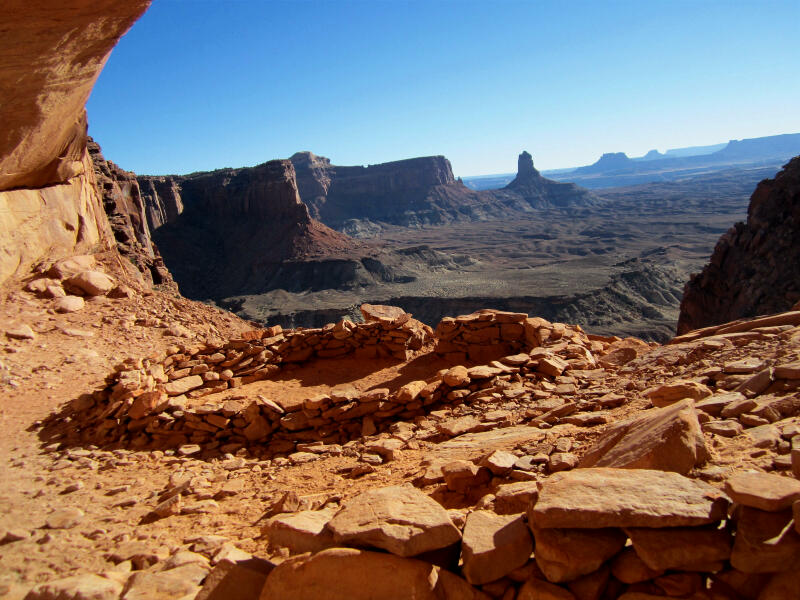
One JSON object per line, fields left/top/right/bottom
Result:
{"left": 146, "top": 161, "right": 367, "bottom": 300}
{"left": 290, "top": 150, "right": 599, "bottom": 233}
{"left": 0, "top": 0, "right": 152, "bottom": 285}
{"left": 677, "top": 155, "right": 800, "bottom": 333}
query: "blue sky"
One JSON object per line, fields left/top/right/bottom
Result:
{"left": 87, "top": 0, "right": 800, "bottom": 177}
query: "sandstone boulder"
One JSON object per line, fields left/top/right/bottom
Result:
{"left": 494, "top": 481, "right": 540, "bottom": 515}
{"left": 54, "top": 295, "right": 85, "bottom": 313}
{"left": 326, "top": 485, "right": 461, "bottom": 557}
{"left": 531, "top": 526, "right": 626, "bottom": 583}
{"left": 5, "top": 324, "right": 35, "bottom": 340}
{"left": 611, "top": 547, "right": 664, "bottom": 584}
{"left": 730, "top": 506, "right": 800, "bottom": 573}
{"left": 262, "top": 507, "right": 337, "bottom": 554}
{"left": 517, "top": 578, "right": 576, "bottom": 600}
{"left": 530, "top": 468, "right": 729, "bottom": 529}
{"left": 259, "top": 547, "right": 489, "bottom": 600}
{"left": 625, "top": 525, "right": 732, "bottom": 571}
{"left": 443, "top": 365, "right": 470, "bottom": 387}
{"left": 460, "top": 510, "right": 533, "bottom": 585}
{"left": 578, "top": 399, "right": 708, "bottom": 474}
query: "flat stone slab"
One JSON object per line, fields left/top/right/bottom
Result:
{"left": 724, "top": 471, "right": 800, "bottom": 512}
{"left": 327, "top": 485, "right": 461, "bottom": 557}
{"left": 529, "top": 468, "right": 730, "bottom": 529}
{"left": 625, "top": 526, "right": 732, "bottom": 571}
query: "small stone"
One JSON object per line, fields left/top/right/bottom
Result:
{"left": 45, "top": 507, "right": 84, "bottom": 529}
{"left": 178, "top": 444, "right": 202, "bottom": 456}
{"left": 262, "top": 507, "right": 337, "bottom": 555}
{"left": 182, "top": 500, "right": 219, "bottom": 514}
{"left": 2, "top": 528, "right": 31, "bottom": 543}
{"left": 721, "top": 397, "right": 758, "bottom": 418}
{"left": 212, "top": 542, "right": 253, "bottom": 565}
{"left": 611, "top": 547, "right": 664, "bottom": 583}
{"left": 24, "top": 574, "right": 122, "bottom": 600}
{"left": 704, "top": 419, "right": 744, "bottom": 437}
{"left": 54, "top": 295, "right": 85, "bottom": 313}
{"left": 494, "top": 482, "right": 540, "bottom": 515}
{"left": 646, "top": 380, "right": 712, "bottom": 407}
{"left": 548, "top": 452, "right": 577, "bottom": 473}
{"left": 443, "top": 366, "right": 470, "bottom": 387}
{"left": 150, "top": 494, "right": 182, "bottom": 519}
{"left": 517, "top": 578, "right": 575, "bottom": 600}
{"left": 478, "top": 450, "right": 517, "bottom": 476}
{"left": 5, "top": 324, "right": 35, "bottom": 340}
{"left": 442, "top": 460, "right": 490, "bottom": 493}
{"left": 538, "top": 357, "right": 569, "bottom": 378}
{"left": 165, "top": 375, "right": 204, "bottom": 396}
{"left": 731, "top": 505, "right": 800, "bottom": 573}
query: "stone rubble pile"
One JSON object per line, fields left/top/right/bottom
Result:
{"left": 22, "top": 255, "right": 134, "bottom": 314}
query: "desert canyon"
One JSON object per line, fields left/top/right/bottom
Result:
{"left": 1, "top": 2, "right": 800, "bottom": 600}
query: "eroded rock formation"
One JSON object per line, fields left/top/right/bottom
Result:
{"left": 502, "top": 151, "right": 600, "bottom": 208}
{"left": 678, "top": 156, "right": 800, "bottom": 334}
{"left": 290, "top": 150, "right": 599, "bottom": 233}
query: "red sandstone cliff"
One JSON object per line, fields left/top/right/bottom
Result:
{"left": 677, "top": 156, "right": 800, "bottom": 333}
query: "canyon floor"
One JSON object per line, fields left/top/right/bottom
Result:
{"left": 220, "top": 165, "right": 774, "bottom": 341}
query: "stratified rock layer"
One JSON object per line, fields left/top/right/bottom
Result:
{"left": 678, "top": 156, "right": 800, "bottom": 334}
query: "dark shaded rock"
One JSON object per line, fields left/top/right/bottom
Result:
{"left": 678, "top": 156, "right": 800, "bottom": 334}
{"left": 88, "top": 139, "right": 176, "bottom": 290}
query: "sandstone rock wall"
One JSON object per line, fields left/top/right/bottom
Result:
{"left": 0, "top": 152, "right": 115, "bottom": 285}
{"left": 678, "top": 156, "right": 800, "bottom": 334}
{"left": 138, "top": 175, "right": 184, "bottom": 231}
{"left": 0, "top": 0, "right": 151, "bottom": 190}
